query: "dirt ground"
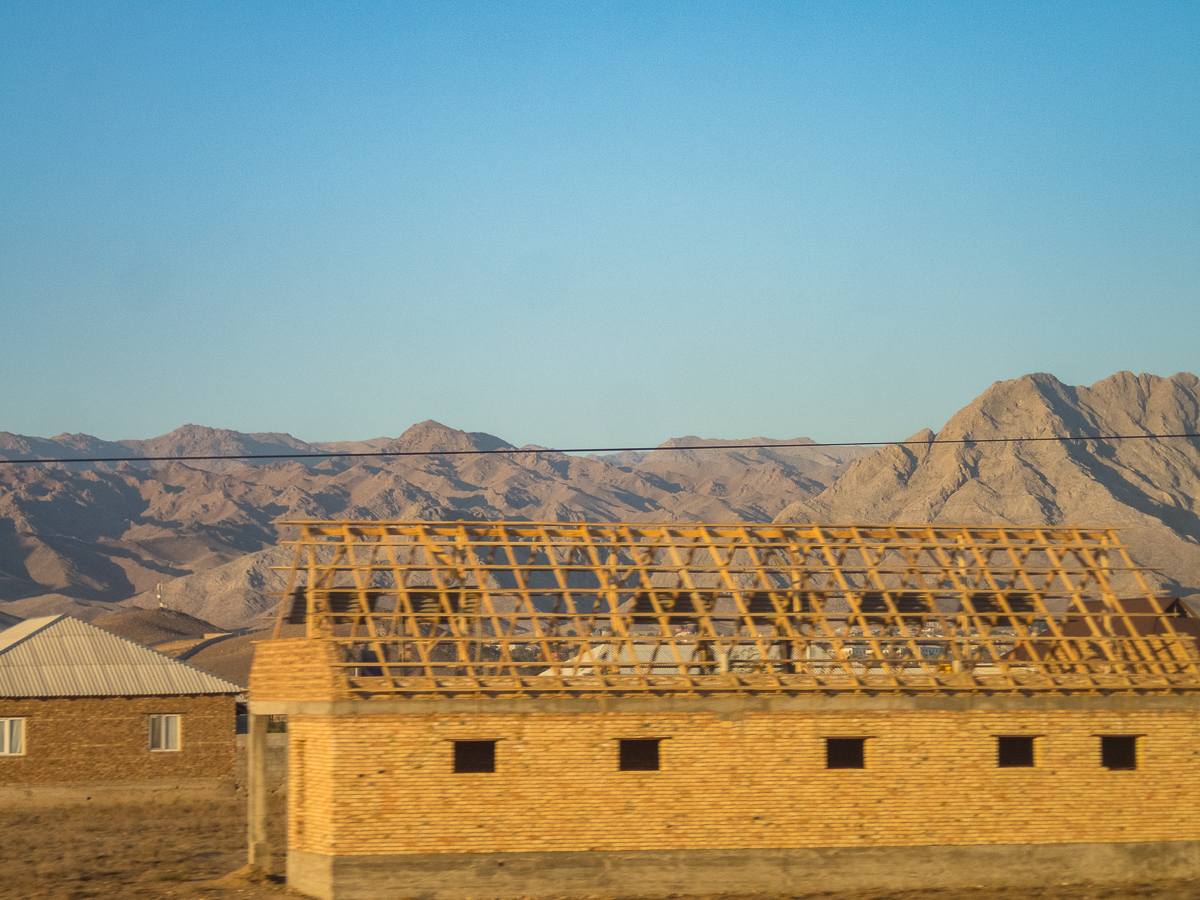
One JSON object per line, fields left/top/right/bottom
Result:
{"left": 0, "top": 797, "right": 291, "bottom": 900}
{"left": 2, "top": 798, "right": 1199, "bottom": 900}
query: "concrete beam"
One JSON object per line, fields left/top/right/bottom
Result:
{"left": 248, "top": 689, "right": 1200, "bottom": 719}
{"left": 246, "top": 712, "right": 273, "bottom": 873}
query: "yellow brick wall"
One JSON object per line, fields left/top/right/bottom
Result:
{"left": 0, "top": 695, "right": 235, "bottom": 785}
{"left": 249, "top": 639, "right": 345, "bottom": 702}
{"left": 284, "top": 707, "right": 1200, "bottom": 856}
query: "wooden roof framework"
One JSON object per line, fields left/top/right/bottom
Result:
{"left": 269, "top": 521, "right": 1200, "bottom": 697}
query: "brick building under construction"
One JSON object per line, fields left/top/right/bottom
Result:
{"left": 246, "top": 521, "right": 1200, "bottom": 900}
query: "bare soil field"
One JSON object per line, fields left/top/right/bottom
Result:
{"left": 0, "top": 797, "right": 290, "bottom": 900}
{"left": 2, "top": 798, "right": 1199, "bottom": 900}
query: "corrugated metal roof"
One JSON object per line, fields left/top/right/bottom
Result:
{"left": 0, "top": 615, "right": 244, "bottom": 697}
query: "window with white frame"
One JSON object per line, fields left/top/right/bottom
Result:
{"left": 1, "top": 718, "right": 24, "bottom": 756}
{"left": 148, "top": 714, "right": 180, "bottom": 751}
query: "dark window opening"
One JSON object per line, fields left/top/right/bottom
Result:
{"left": 997, "top": 736, "right": 1035, "bottom": 767}
{"left": 826, "top": 737, "right": 866, "bottom": 769}
{"left": 453, "top": 740, "right": 496, "bottom": 773}
{"left": 1100, "top": 735, "right": 1137, "bottom": 771}
{"left": 619, "top": 739, "right": 660, "bottom": 771}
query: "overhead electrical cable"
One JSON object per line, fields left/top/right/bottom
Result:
{"left": 0, "top": 432, "right": 1196, "bottom": 466}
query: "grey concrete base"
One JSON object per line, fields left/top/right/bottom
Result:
{"left": 0, "top": 778, "right": 236, "bottom": 807}
{"left": 287, "top": 840, "right": 1200, "bottom": 900}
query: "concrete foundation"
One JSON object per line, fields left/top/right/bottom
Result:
{"left": 287, "top": 841, "right": 1200, "bottom": 900}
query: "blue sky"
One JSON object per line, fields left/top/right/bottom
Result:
{"left": 2, "top": 1, "right": 1197, "bottom": 447}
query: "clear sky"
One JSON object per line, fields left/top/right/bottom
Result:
{"left": 1, "top": 2, "right": 1197, "bottom": 448}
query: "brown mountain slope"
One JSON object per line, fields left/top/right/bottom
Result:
{"left": 1, "top": 420, "right": 864, "bottom": 627}
{"left": 775, "top": 371, "right": 1200, "bottom": 599}
{"left": 179, "top": 630, "right": 283, "bottom": 686}
{"left": 0, "top": 592, "right": 123, "bottom": 622}
{"left": 121, "top": 425, "right": 321, "bottom": 474}
{"left": 123, "top": 546, "right": 293, "bottom": 629}
{"left": 91, "top": 607, "right": 226, "bottom": 647}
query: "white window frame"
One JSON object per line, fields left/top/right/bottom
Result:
{"left": 0, "top": 718, "right": 25, "bottom": 756}
{"left": 148, "top": 714, "right": 181, "bottom": 752}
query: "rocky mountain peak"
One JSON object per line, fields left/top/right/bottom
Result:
{"left": 776, "top": 371, "right": 1200, "bottom": 599}
{"left": 388, "top": 420, "right": 514, "bottom": 455}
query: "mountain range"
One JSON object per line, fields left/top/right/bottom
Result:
{"left": 0, "top": 420, "right": 864, "bottom": 626}
{"left": 1, "top": 370, "right": 1197, "bottom": 630}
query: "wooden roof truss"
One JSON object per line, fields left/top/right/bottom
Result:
{"left": 269, "top": 521, "right": 1200, "bottom": 696}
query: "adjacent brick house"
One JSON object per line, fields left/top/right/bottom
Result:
{"left": 0, "top": 614, "right": 243, "bottom": 801}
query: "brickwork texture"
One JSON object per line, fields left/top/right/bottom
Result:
{"left": 0, "top": 695, "right": 236, "bottom": 785}
{"left": 251, "top": 640, "right": 346, "bottom": 702}
{"left": 284, "top": 706, "right": 1200, "bottom": 857}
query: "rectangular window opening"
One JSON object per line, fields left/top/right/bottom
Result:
{"left": 826, "top": 737, "right": 866, "bottom": 769}
{"left": 1101, "top": 735, "right": 1137, "bottom": 771}
{"left": 997, "top": 736, "right": 1036, "bottom": 768}
{"left": 149, "top": 714, "right": 180, "bottom": 752}
{"left": 0, "top": 718, "right": 24, "bottom": 756}
{"left": 619, "top": 738, "right": 660, "bottom": 771}
{"left": 453, "top": 740, "right": 496, "bottom": 773}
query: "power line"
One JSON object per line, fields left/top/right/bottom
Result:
{"left": 0, "top": 432, "right": 1197, "bottom": 466}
